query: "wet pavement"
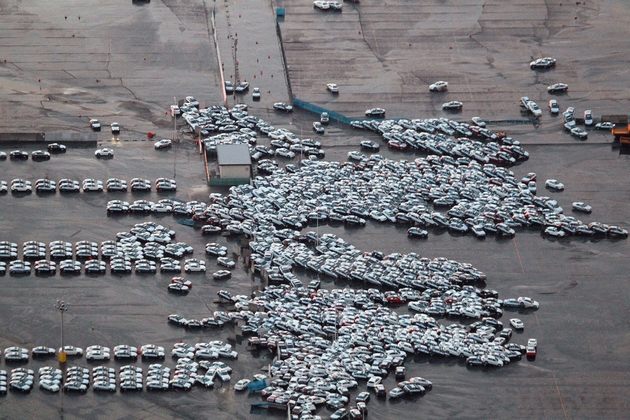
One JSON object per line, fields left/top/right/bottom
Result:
{"left": 0, "top": 0, "right": 628, "bottom": 419}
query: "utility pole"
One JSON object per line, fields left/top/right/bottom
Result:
{"left": 173, "top": 96, "right": 177, "bottom": 142}
{"left": 55, "top": 300, "right": 68, "bottom": 363}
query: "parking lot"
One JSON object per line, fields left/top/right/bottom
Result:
{"left": 0, "top": 0, "right": 629, "bottom": 419}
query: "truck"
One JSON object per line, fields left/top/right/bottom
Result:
{"left": 612, "top": 124, "right": 630, "bottom": 145}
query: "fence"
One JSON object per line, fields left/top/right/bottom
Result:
{"left": 292, "top": 97, "right": 355, "bottom": 125}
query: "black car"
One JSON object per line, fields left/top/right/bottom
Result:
{"left": 31, "top": 150, "right": 51, "bottom": 160}
{"left": 529, "top": 57, "right": 556, "bottom": 69}
{"left": 365, "top": 108, "right": 386, "bottom": 117}
{"left": 47, "top": 143, "right": 67, "bottom": 153}
{"left": 10, "top": 150, "right": 28, "bottom": 160}
{"left": 360, "top": 140, "right": 380, "bottom": 151}
{"left": 356, "top": 391, "right": 370, "bottom": 403}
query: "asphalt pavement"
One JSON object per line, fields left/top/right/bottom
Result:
{"left": 0, "top": 0, "right": 628, "bottom": 419}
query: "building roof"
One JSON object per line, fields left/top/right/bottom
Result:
{"left": 217, "top": 143, "right": 252, "bottom": 166}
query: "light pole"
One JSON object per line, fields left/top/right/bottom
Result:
{"left": 55, "top": 300, "right": 68, "bottom": 363}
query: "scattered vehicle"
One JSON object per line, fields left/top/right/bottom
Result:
{"left": 31, "top": 150, "right": 51, "bottom": 161}
{"left": 10, "top": 150, "right": 28, "bottom": 160}
{"left": 185, "top": 96, "right": 199, "bottom": 107}
{"left": 548, "top": 99, "right": 559, "bottom": 114}
{"left": 544, "top": 226, "right": 566, "bottom": 237}
{"left": 320, "top": 112, "right": 330, "bottom": 124}
{"left": 529, "top": 57, "right": 556, "bottom": 69}
{"left": 235, "top": 81, "right": 249, "bottom": 93}
{"left": 572, "top": 202, "right": 592, "bottom": 213}
{"left": 273, "top": 102, "right": 293, "bottom": 112}
{"left": 154, "top": 139, "right": 172, "bottom": 149}
{"left": 571, "top": 127, "right": 588, "bottom": 139}
{"left": 360, "top": 140, "right": 379, "bottom": 151}
{"left": 110, "top": 122, "right": 120, "bottom": 134}
{"left": 326, "top": 83, "right": 339, "bottom": 93}
{"left": 234, "top": 379, "right": 251, "bottom": 391}
{"left": 95, "top": 148, "right": 114, "bottom": 158}
{"left": 89, "top": 119, "right": 101, "bottom": 130}
{"left": 547, "top": 83, "right": 568, "bottom": 93}
{"left": 526, "top": 100, "right": 542, "bottom": 117}
{"left": 313, "top": 122, "right": 325, "bottom": 134}
{"left": 442, "top": 101, "right": 463, "bottom": 110}
{"left": 545, "top": 179, "right": 564, "bottom": 191}
{"left": 584, "top": 110, "right": 594, "bottom": 126}
{"left": 365, "top": 108, "right": 386, "bottom": 117}
{"left": 429, "top": 81, "right": 448, "bottom": 92}
{"left": 509, "top": 318, "right": 524, "bottom": 329}
{"left": 225, "top": 82, "right": 234, "bottom": 94}
{"left": 252, "top": 88, "right": 261, "bottom": 100}
{"left": 595, "top": 122, "right": 615, "bottom": 130}
{"left": 47, "top": 143, "right": 67, "bottom": 153}
{"left": 471, "top": 117, "right": 486, "bottom": 127}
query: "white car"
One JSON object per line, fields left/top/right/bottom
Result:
{"left": 429, "top": 81, "right": 448, "bottom": 92}
{"left": 584, "top": 110, "right": 593, "bottom": 126}
{"left": 95, "top": 148, "right": 114, "bottom": 158}
{"left": 59, "top": 346, "right": 83, "bottom": 356}
{"left": 275, "top": 148, "right": 296, "bottom": 158}
{"left": 32, "top": 346, "right": 56, "bottom": 357}
{"left": 471, "top": 116, "right": 486, "bottom": 127}
{"left": 572, "top": 202, "right": 592, "bottom": 213}
{"left": 314, "top": 1, "right": 330, "bottom": 10}
{"left": 82, "top": 179, "right": 104, "bottom": 192}
{"left": 509, "top": 318, "right": 524, "bottom": 329}
{"left": 39, "top": 379, "right": 60, "bottom": 392}
{"left": 571, "top": 127, "right": 588, "bottom": 139}
{"left": 89, "top": 119, "right": 101, "bottom": 130}
{"left": 185, "top": 96, "right": 199, "bottom": 107}
{"left": 548, "top": 99, "right": 559, "bottom": 114}
{"left": 526, "top": 100, "right": 543, "bottom": 117}
{"left": 326, "top": 83, "right": 339, "bottom": 93}
{"left": 367, "top": 376, "right": 382, "bottom": 388}
{"left": 544, "top": 226, "right": 566, "bottom": 237}
{"left": 155, "top": 139, "right": 172, "bottom": 149}
{"left": 234, "top": 379, "right": 251, "bottom": 391}
{"left": 252, "top": 87, "right": 261, "bottom": 100}
{"left": 110, "top": 122, "right": 120, "bottom": 134}
{"left": 518, "top": 297, "right": 540, "bottom": 309}
{"left": 86, "top": 350, "right": 111, "bottom": 361}
{"left": 442, "top": 101, "right": 463, "bottom": 110}
{"left": 545, "top": 179, "right": 564, "bottom": 191}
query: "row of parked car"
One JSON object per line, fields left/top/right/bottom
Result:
{"left": 5, "top": 359, "right": 236, "bottom": 394}
{"left": 3, "top": 177, "right": 177, "bottom": 193}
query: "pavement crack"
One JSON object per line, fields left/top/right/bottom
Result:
{"left": 120, "top": 84, "right": 138, "bottom": 100}
{"left": 63, "top": 70, "right": 76, "bottom": 79}
{"left": 354, "top": 6, "right": 383, "bottom": 64}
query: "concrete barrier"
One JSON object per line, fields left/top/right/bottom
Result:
{"left": 0, "top": 132, "right": 97, "bottom": 147}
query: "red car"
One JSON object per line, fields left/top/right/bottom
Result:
{"left": 526, "top": 346, "right": 537, "bottom": 357}
{"left": 387, "top": 140, "right": 409, "bottom": 151}
{"left": 384, "top": 292, "right": 405, "bottom": 304}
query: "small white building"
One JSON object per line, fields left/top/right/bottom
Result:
{"left": 212, "top": 144, "right": 252, "bottom": 186}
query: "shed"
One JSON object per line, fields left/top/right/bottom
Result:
{"left": 211, "top": 144, "right": 252, "bottom": 186}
